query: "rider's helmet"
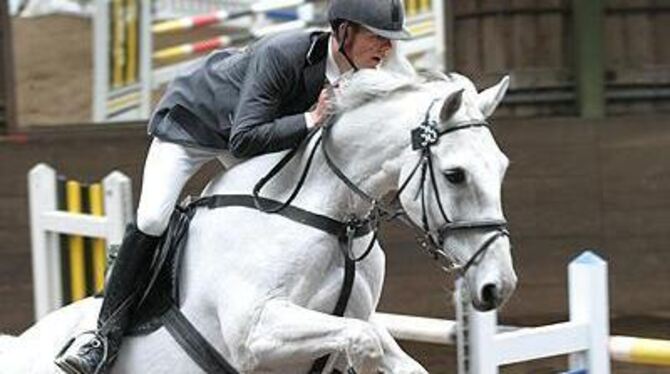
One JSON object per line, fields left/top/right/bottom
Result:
{"left": 327, "top": 0, "right": 412, "bottom": 41}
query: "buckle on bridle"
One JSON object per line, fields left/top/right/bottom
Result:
{"left": 411, "top": 122, "right": 439, "bottom": 150}
{"left": 345, "top": 215, "right": 365, "bottom": 237}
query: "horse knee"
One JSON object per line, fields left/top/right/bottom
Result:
{"left": 344, "top": 320, "right": 383, "bottom": 372}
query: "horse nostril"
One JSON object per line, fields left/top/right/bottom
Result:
{"left": 481, "top": 283, "right": 499, "bottom": 307}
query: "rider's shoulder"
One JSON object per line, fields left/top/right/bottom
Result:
{"left": 255, "top": 29, "right": 328, "bottom": 61}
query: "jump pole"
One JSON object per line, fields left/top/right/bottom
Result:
{"left": 152, "top": 0, "right": 305, "bottom": 35}
{"left": 153, "top": 19, "right": 307, "bottom": 62}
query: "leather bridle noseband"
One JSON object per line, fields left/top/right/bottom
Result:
{"left": 319, "top": 98, "right": 510, "bottom": 277}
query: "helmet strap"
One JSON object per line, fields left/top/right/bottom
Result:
{"left": 338, "top": 22, "right": 359, "bottom": 72}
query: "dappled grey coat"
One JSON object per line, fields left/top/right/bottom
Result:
{"left": 148, "top": 30, "right": 330, "bottom": 158}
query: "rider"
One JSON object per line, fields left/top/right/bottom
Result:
{"left": 55, "top": 0, "right": 411, "bottom": 372}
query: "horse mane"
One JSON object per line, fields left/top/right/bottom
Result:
{"left": 334, "top": 69, "right": 451, "bottom": 113}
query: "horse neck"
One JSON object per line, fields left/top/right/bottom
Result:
{"left": 290, "top": 90, "right": 426, "bottom": 219}
{"left": 208, "top": 88, "right": 428, "bottom": 220}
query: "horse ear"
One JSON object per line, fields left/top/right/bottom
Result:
{"left": 440, "top": 89, "right": 464, "bottom": 122}
{"left": 478, "top": 75, "right": 510, "bottom": 118}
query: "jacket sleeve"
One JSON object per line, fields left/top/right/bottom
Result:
{"left": 228, "top": 45, "right": 309, "bottom": 158}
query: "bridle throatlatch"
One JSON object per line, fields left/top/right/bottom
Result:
{"left": 319, "top": 98, "right": 510, "bottom": 277}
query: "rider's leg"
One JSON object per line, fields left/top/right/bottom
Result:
{"left": 55, "top": 138, "right": 220, "bottom": 374}
{"left": 239, "top": 299, "right": 384, "bottom": 374}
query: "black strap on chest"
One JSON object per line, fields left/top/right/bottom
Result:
{"left": 308, "top": 233, "right": 357, "bottom": 374}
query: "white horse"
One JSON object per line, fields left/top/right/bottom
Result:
{"left": 0, "top": 70, "right": 516, "bottom": 373}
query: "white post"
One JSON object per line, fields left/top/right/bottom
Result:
{"left": 93, "top": 0, "right": 110, "bottom": 122}
{"left": 139, "top": 0, "right": 152, "bottom": 120}
{"left": 455, "top": 279, "right": 469, "bottom": 374}
{"left": 465, "top": 287, "right": 498, "bottom": 374}
{"left": 28, "top": 164, "right": 63, "bottom": 320}
{"left": 432, "top": 0, "right": 446, "bottom": 71}
{"left": 568, "top": 251, "right": 611, "bottom": 373}
{"left": 102, "top": 171, "right": 134, "bottom": 246}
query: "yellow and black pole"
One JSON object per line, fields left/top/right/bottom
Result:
{"left": 65, "top": 180, "right": 87, "bottom": 302}
{"left": 89, "top": 183, "right": 107, "bottom": 294}
{"left": 57, "top": 175, "right": 110, "bottom": 304}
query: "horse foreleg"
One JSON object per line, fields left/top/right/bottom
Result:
{"left": 368, "top": 315, "right": 428, "bottom": 374}
{"left": 242, "top": 299, "right": 383, "bottom": 374}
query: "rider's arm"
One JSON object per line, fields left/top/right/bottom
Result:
{"left": 229, "top": 45, "right": 308, "bottom": 158}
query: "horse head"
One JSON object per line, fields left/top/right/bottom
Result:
{"left": 395, "top": 73, "right": 516, "bottom": 311}
{"left": 331, "top": 70, "right": 516, "bottom": 311}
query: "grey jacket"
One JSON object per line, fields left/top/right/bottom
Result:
{"left": 148, "top": 30, "right": 330, "bottom": 158}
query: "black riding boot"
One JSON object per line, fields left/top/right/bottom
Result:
{"left": 55, "top": 224, "right": 160, "bottom": 374}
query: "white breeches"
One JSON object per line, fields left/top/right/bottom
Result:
{"left": 136, "top": 138, "right": 234, "bottom": 236}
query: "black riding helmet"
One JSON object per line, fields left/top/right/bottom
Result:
{"left": 328, "top": 0, "right": 412, "bottom": 70}
{"left": 328, "top": 0, "right": 412, "bottom": 40}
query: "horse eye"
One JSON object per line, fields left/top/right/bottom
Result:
{"left": 444, "top": 169, "right": 466, "bottom": 184}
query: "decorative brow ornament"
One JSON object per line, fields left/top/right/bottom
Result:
{"left": 411, "top": 121, "right": 439, "bottom": 150}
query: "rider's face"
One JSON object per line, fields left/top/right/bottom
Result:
{"left": 345, "top": 25, "right": 393, "bottom": 69}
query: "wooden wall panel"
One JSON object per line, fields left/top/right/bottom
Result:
{"left": 510, "top": 0, "right": 537, "bottom": 70}
{"left": 479, "top": 0, "right": 508, "bottom": 86}
{"left": 0, "top": 0, "right": 16, "bottom": 133}
{"left": 453, "top": 0, "right": 482, "bottom": 81}
{"left": 449, "top": 1, "right": 670, "bottom": 117}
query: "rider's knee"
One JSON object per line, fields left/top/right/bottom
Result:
{"left": 136, "top": 213, "right": 169, "bottom": 237}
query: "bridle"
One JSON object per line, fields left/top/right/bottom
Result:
{"left": 253, "top": 95, "right": 510, "bottom": 277}
{"left": 318, "top": 98, "right": 510, "bottom": 277}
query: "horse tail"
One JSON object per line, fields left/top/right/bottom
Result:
{"left": 0, "top": 334, "right": 17, "bottom": 355}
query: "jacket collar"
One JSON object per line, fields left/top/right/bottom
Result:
{"left": 301, "top": 31, "right": 330, "bottom": 105}
{"left": 306, "top": 31, "right": 331, "bottom": 66}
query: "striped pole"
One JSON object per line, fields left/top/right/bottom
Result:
{"left": 153, "top": 35, "right": 241, "bottom": 62}
{"left": 152, "top": 0, "right": 305, "bottom": 35}
{"left": 153, "top": 20, "right": 307, "bottom": 62}
{"left": 153, "top": 10, "right": 231, "bottom": 35}
{"left": 610, "top": 336, "right": 670, "bottom": 366}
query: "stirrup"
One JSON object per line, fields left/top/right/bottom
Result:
{"left": 54, "top": 330, "right": 110, "bottom": 374}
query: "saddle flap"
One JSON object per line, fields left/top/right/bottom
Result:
{"left": 126, "top": 208, "right": 192, "bottom": 336}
